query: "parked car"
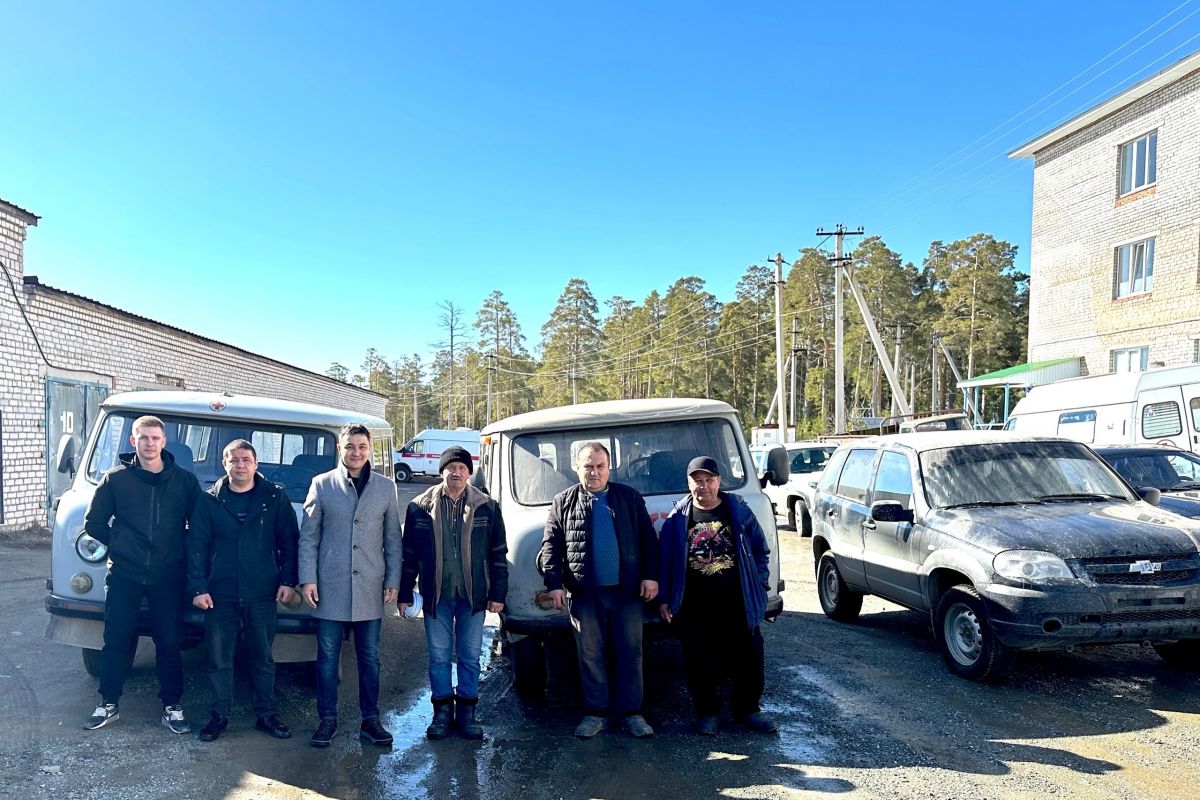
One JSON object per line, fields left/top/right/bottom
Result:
{"left": 1094, "top": 444, "right": 1200, "bottom": 519}
{"left": 812, "top": 432, "right": 1200, "bottom": 680}
{"left": 751, "top": 441, "right": 837, "bottom": 535}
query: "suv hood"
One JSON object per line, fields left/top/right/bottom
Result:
{"left": 924, "top": 502, "right": 1200, "bottom": 559}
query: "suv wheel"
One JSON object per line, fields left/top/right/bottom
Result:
{"left": 816, "top": 552, "right": 862, "bottom": 622}
{"left": 791, "top": 499, "right": 813, "bottom": 537}
{"left": 1153, "top": 640, "right": 1200, "bottom": 670}
{"left": 934, "top": 585, "right": 1011, "bottom": 681}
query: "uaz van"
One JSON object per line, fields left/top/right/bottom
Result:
{"left": 44, "top": 390, "right": 393, "bottom": 676}
{"left": 477, "top": 398, "right": 788, "bottom": 694}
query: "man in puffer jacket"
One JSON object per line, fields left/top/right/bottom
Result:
{"left": 187, "top": 439, "right": 299, "bottom": 742}
{"left": 82, "top": 415, "right": 201, "bottom": 735}
{"left": 538, "top": 441, "right": 660, "bottom": 739}
{"left": 658, "top": 456, "right": 778, "bottom": 736}
{"left": 399, "top": 445, "right": 507, "bottom": 740}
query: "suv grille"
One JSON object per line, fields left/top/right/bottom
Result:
{"left": 1078, "top": 553, "right": 1200, "bottom": 586}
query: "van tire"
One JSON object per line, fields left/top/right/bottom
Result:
{"left": 934, "top": 585, "right": 1012, "bottom": 681}
{"left": 395, "top": 464, "right": 412, "bottom": 483}
{"left": 816, "top": 553, "right": 862, "bottom": 622}
{"left": 82, "top": 640, "right": 136, "bottom": 678}
{"left": 511, "top": 636, "right": 547, "bottom": 697}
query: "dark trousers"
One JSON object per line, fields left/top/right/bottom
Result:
{"left": 677, "top": 606, "right": 764, "bottom": 718}
{"left": 568, "top": 586, "right": 644, "bottom": 717}
{"left": 315, "top": 618, "right": 381, "bottom": 722}
{"left": 99, "top": 572, "right": 184, "bottom": 707}
{"left": 204, "top": 598, "right": 277, "bottom": 718}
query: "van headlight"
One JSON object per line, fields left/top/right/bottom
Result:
{"left": 75, "top": 532, "right": 108, "bottom": 563}
{"left": 993, "top": 550, "right": 1076, "bottom": 582}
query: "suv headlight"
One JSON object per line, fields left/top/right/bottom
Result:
{"left": 993, "top": 550, "right": 1076, "bottom": 582}
{"left": 75, "top": 532, "right": 108, "bottom": 563}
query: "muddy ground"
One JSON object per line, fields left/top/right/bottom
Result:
{"left": 3, "top": 486, "right": 1200, "bottom": 799}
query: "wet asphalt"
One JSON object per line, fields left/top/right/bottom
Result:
{"left": 3, "top": 481, "right": 1200, "bottom": 799}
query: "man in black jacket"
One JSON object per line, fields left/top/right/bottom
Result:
{"left": 538, "top": 442, "right": 660, "bottom": 739}
{"left": 187, "top": 439, "right": 300, "bottom": 742}
{"left": 399, "top": 445, "right": 507, "bottom": 740}
{"left": 82, "top": 415, "right": 201, "bottom": 734}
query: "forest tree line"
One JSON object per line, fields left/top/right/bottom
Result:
{"left": 326, "top": 232, "right": 1028, "bottom": 442}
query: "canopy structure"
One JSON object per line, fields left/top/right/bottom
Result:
{"left": 954, "top": 357, "right": 1083, "bottom": 427}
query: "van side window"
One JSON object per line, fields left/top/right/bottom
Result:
{"left": 1057, "top": 410, "right": 1097, "bottom": 443}
{"left": 1190, "top": 397, "right": 1200, "bottom": 431}
{"left": 818, "top": 450, "right": 849, "bottom": 494}
{"left": 1142, "top": 402, "right": 1182, "bottom": 439}
{"left": 410, "top": 440, "right": 426, "bottom": 454}
{"left": 871, "top": 452, "right": 913, "bottom": 508}
{"left": 836, "top": 449, "right": 876, "bottom": 505}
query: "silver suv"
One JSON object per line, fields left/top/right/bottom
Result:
{"left": 812, "top": 432, "right": 1200, "bottom": 680}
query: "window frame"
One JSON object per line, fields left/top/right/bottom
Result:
{"left": 1110, "top": 346, "right": 1149, "bottom": 374}
{"left": 1118, "top": 129, "right": 1158, "bottom": 197}
{"left": 1114, "top": 236, "right": 1155, "bottom": 299}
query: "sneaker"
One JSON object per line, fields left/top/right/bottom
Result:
{"left": 695, "top": 715, "right": 719, "bottom": 736}
{"left": 624, "top": 714, "right": 654, "bottom": 738}
{"left": 573, "top": 715, "right": 606, "bottom": 739}
{"left": 310, "top": 719, "right": 338, "bottom": 748}
{"left": 82, "top": 703, "right": 119, "bottom": 730}
{"left": 255, "top": 714, "right": 292, "bottom": 739}
{"left": 738, "top": 711, "right": 779, "bottom": 734}
{"left": 360, "top": 718, "right": 393, "bottom": 746}
{"left": 161, "top": 705, "right": 191, "bottom": 735}
{"left": 199, "top": 714, "right": 228, "bottom": 742}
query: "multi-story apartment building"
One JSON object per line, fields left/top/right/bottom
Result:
{"left": 1011, "top": 50, "right": 1200, "bottom": 376}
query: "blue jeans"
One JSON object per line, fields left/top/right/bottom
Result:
{"left": 315, "top": 618, "right": 381, "bottom": 721}
{"left": 423, "top": 595, "right": 486, "bottom": 700}
{"left": 204, "top": 598, "right": 277, "bottom": 717}
{"left": 568, "top": 586, "right": 645, "bottom": 717}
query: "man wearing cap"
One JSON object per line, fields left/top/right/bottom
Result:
{"left": 658, "top": 456, "right": 778, "bottom": 735}
{"left": 538, "top": 441, "right": 660, "bottom": 739}
{"left": 399, "top": 445, "right": 508, "bottom": 740}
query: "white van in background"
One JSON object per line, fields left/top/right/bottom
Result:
{"left": 1005, "top": 364, "right": 1200, "bottom": 452}
{"left": 393, "top": 427, "right": 480, "bottom": 482}
{"left": 477, "top": 398, "right": 789, "bottom": 696}
{"left": 44, "top": 390, "right": 394, "bottom": 676}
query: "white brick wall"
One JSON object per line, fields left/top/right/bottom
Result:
{"left": 1, "top": 202, "right": 386, "bottom": 531}
{"left": 1028, "top": 68, "right": 1200, "bottom": 374}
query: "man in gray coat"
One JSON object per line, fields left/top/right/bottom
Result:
{"left": 299, "top": 424, "right": 401, "bottom": 748}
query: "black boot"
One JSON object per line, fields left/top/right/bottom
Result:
{"left": 426, "top": 696, "right": 454, "bottom": 740}
{"left": 455, "top": 695, "right": 483, "bottom": 740}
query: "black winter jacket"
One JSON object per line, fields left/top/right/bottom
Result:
{"left": 538, "top": 481, "right": 660, "bottom": 596}
{"left": 187, "top": 474, "right": 300, "bottom": 602}
{"left": 84, "top": 450, "right": 202, "bottom": 586}
{"left": 399, "top": 484, "right": 508, "bottom": 617}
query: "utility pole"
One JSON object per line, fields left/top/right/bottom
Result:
{"left": 816, "top": 224, "right": 864, "bottom": 433}
{"left": 771, "top": 252, "right": 788, "bottom": 444}
{"left": 413, "top": 386, "right": 419, "bottom": 435}
{"left": 485, "top": 352, "right": 495, "bottom": 425}
{"left": 789, "top": 318, "right": 799, "bottom": 430}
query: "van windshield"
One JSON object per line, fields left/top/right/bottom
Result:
{"left": 511, "top": 419, "right": 746, "bottom": 505}
{"left": 87, "top": 412, "right": 338, "bottom": 502}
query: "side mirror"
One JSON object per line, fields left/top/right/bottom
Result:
{"left": 55, "top": 434, "right": 77, "bottom": 475}
{"left": 1136, "top": 486, "right": 1162, "bottom": 506}
{"left": 870, "top": 501, "right": 914, "bottom": 524}
{"left": 764, "top": 446, "right": 790, "bottom": 486}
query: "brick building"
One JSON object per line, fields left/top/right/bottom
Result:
{"left": 0, "top": 197, "right": 386, "bottom": 531}
{"left": 1010, "top": 50, "right": 1200, "bottom": 376}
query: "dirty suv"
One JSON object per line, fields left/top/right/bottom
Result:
{"left": 812, "top": 432, "right": 1200, "bottom": 680}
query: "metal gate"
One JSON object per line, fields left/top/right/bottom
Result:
{"left": 45, "top": 378, "right": 110, "bottom": 511}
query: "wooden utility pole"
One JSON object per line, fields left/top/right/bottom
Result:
{"left": 771, "top": 252, "right": 788, "bottom": 444}
{"left": 816, "top": 224, "right": 864, "bottom": 433}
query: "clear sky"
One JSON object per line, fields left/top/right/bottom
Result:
{"left": 4, "top": 1, "right": 1198, "bottom": 377}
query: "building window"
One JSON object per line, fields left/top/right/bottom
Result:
{"left": 1119, "top": 130, "right": 1157, "bottom": 195}
{"left": 1114, "top": 237, "right": 1154, "bottom": 298}
{"left": 1194, "top": 338, "right": 1200, "bottom": 363}
{"left": 1111, "top": 346, "right": 1149, "bottom": 373}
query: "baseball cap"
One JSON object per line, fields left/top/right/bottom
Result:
{"left": 687, "top": 456, "right": 721, "bottom": 477}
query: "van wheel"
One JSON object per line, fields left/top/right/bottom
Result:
{"left": 395, "top": 464, "right": 412, "bottom": 483}
{"left": 935, "top": 585, "right": 1012, "bottom": 681}
{"left": 510, "top": 636, "right": 547, "bottom": 697}
{"left": 81, "top": 640, "right": 136, "bottom": 678}
{"left": 816, "top": 553, "right": 862, "bottom": 622}
{"left": 1153, "top": 640, "right": 1200, "bottom": 670}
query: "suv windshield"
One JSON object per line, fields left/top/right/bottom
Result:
{"left": 1102, "top": 450, "right": 1200, "bottom": 492}
{"left": 87, "top": 411, "right": 338, "bottom": 501}
{"left": 920, "top": 440, "right": 1133, "bottom": 509}
{"left": 512, "top": 419, "right": 746, "bottom": 505}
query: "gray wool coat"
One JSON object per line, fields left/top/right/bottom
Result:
{"left": 298, "top": 463, "right": 402, "bottom": 622}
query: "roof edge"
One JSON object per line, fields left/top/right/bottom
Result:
{"left": 0, "top": 197, "right": 39, "bottom": 226}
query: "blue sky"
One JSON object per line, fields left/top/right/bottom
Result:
{"left": 4, "top": 1, "right": 1198, "bottom": 377}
